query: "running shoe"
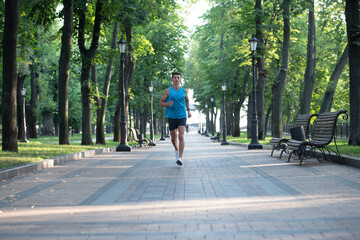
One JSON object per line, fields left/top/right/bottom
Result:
{"left": 176, "top": 157, "right": 183, "bottom": 166}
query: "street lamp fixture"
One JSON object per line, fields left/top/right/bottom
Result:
{"left": 148, "top": 82, "right": 156, "bottom": 146}
{"left": 118, "top": 37, "right": 127, "bottom": 54}
{"left": 116, "top": 37, "right": 131, "bottom": 152}
{"left": 20, "top": 88, "right": 28, "bottom": 143}
{"left": 210, "top": 97, "right": 215, "bottom": 137}
{"left": 21, "top": 88, "right": 26, "bottom": 97}
{"left": 221, "top": 82, "right": 229, "bottom": 145}
{"left": 249, "top": 34, "right": 258, "bottom": 52}
{"left": 248, "top": 33, "right": 263, "bottom": 150}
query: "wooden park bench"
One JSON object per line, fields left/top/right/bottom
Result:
{"left": 211, "top": 131, "right": 222, "bottom": 142}
{"left": 286, "top": 110, "right": 348, "bottom": 165}
{"left": 129, "top": 128, "right": 149, "bottom": 147}
{"left": 270, "top": 113, "right": 318, "bottom": 158}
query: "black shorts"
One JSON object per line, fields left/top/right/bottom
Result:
{"left": 168, "top": 118, "right": 187, "bottom": 131}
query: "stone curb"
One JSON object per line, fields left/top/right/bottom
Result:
{"left": 0, "top": 147, "right": 116, "bottom": 182}
{"left": 228, "top": 141, "right": 360, "bottom": 169}
{"left": 229, "top": 141, "right": 273, "bottom": 150}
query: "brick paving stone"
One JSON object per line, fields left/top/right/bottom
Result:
{"left": 1, "top": 133, "right": 360, "bottom": 239}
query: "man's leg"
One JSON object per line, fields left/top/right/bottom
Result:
{"left": 178, "top": 126, "right": 186, "bottom": 158}
{"left": 170, "top": 129, "right": 178, "bottom": 150}
{"left": 170, "top": 129, "right": 180, "bottom": 163}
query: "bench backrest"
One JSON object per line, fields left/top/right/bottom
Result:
{"left": 311, "top": 110, "right": 347, "bottom": 145}
{"left": 295, "top": 113, "right": 318, "bottom": 139}
{"left": 129, "top": 128, "right": 139, "bottom": 141}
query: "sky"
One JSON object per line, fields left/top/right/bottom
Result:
{"left": 179, "top": 0, "right": 211, "bottom": 36}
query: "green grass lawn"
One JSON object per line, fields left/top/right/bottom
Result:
{"left": 0, "top": 134, "right": 161, "bottom": 170}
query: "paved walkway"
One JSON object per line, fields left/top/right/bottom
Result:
{"left": 1, "top": 133, "right": 360, "bottom": 240}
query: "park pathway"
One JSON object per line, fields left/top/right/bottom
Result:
{"left": 1, "top": 133, "right": 360, "bottom": 239}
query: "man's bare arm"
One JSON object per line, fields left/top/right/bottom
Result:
{"left": 160, "top": 88, "right": 172, "bottom": 107}
{"left": 185, "top": 89, "right": 192, "bottom": 118}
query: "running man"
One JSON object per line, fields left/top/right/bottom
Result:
{"left": 160, "top": 72, "right": 192, "bottom": 166}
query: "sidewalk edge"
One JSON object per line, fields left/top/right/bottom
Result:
{"left": 0, "top": 147, "right": 116, "bottom": 182}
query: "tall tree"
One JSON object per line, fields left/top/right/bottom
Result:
{"left": 95, "top": 22, "right": 119, "bottom": 145}
{"left": 255, "top": 0, "right": 267, "bottom": 140}
{"left": 16, "top": 68, "right": 28, "bottom": 140}
{"left": 2, "top": 0, "right": 19, "bottom": 152}
{"left": 58, "top": 0, "right": 74, "bottom": 145}
{"left": 271, "top": 0, "right": 290, "bottom": 138}
{"left": 233, "top": 66, "right": 249, "bottom": 137}
{"left": 16, "top": 1, "right": 58, "bottom": 139}
{"left": 77, "top": 0, "right": 103, "bottom": 145}
{"left": 345, "top": 0, "right": 360, "bottom": 146}
{"left": 319, "top": 44, "right": 349, "bottom": 113}
{"left": 28, "top": 58, "right": 39, "bottom": 139}
{"left": 300, "top": 0, "right": 316, "bottom": 114}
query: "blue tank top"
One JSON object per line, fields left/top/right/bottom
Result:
{"left": 165, "top": 86, "right": 187, "bottom": 119}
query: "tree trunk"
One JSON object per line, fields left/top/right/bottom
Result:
{"left": 232, "top": 69, "right": 240, "bottom": 137}
{"left": 300, "top": 0, "right": 316, "bottom": 114}
{"left": 135, "top": 108, "right": 140, "bottom": 130}
{"left": 78, "top": 0, "right": 103, "bottom": 145}
{"left": 41, "top": 111, "right": 55, "bottom": 136}
{"left": 345, "top": 0, "right": 360, "bottom": 146}
{"left": 205, "top": 106, "right": 210, "bottom": 135}
{"left": 17, "top": 75, "right": 27, "bottom": 140}
{"left": 106, "top": 115, "right": 113, "bottom": 133}
{"left": 233, "top": 106, "right": 241, "bottom": 137}
{"left": 92, "top": 63, "right": 104, "bottom": 144}
{"left": 90, "top": 64, "right": 101, "bottom": 136}
{"left": 28, "top": 63, "right": 38, "bottom": 139}
{"left": 255, "top": 0, "right": 267, "bottom": 140}
{"left": 319, "top": 44, "right": 349, "bottom": 113}
{"left": 286, "top": 102, "right": 291, "bottom": 125}
{"left": 140, "top": 109, "right": 147, "bottom": 139}
{"left": 96, "top": 22, "right": 119, "bottom": 145}
{"left": 58, "top": 0, "right": 73, "bottom": 145}
{"left": 80, "top": 58, "right": 93, "bottom": 145}
{"left": 271, "top": 0, "right": 290, "bottom": 138}
{"left": 2, "top": 0, "right": 19, "bottom": 152}
{"left": 264, "top": 103, "right": 272, "bottom": 135}
{"left": 234, "top": 66, "right": 250, "bottom": 137}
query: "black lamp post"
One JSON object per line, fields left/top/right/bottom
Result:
{"left": 20, "top": 88, "right": 29, "bottom": 143}
{"left": 248, "top": 34, "right": 263, "bottom": 149}
{"left": 160, "top": 108, "right": 165, "bottom": 141}
{"left": 205, "top": 103, "right": 209, "bottom": 137}
{"left": 221, "top": 82, "right": 229, "bottom": 145}
{"left": 116, "top": 37, "right": 131, "bottom": 152}
{"left": 148, "top": 82, "right": 156, "bottom": 146}
{"left": 210, "top": 97, "right": 215, "bottom": 137}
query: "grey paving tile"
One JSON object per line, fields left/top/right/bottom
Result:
{"left": 1, "top": 134, "right": 360, "bottom": 240}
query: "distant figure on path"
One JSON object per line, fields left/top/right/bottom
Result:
{"left": 160, "top": 72, "right": 192, "bottom": 166}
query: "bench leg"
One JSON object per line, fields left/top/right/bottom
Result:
{"left": 279, "top": 149, "right": 285, "bottom": 159}
{"left": 271, "top": 146, "right": 276, "bottom": 156}
{"left": 287, "top": 151, "right": 293, "bottom": 162}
